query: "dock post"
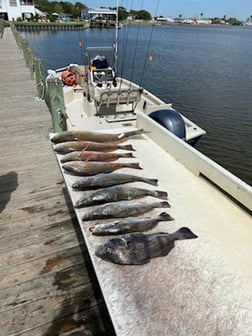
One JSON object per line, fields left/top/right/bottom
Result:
{"left": 46, "top": 78, "right": 67, "bottom": 132}
{"left": 27, "top": 47, "right": 35, "bottom": 80}
{"left": 34, "top": 58, "right": 46, "bottom": 100}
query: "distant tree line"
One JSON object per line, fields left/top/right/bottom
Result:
{"left": 111, "top": 7, "right": 152, "bottom": 21}
{"left": 35, "top": 1, "right": 152, "bottom": 21}
{"left": 35, "top": 0, "right": 87, "bottom": 19}
{"left": 33, "top": 1, "right": 246, "bottom": 24}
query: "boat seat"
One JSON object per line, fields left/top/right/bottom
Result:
{"left": 97, "top": 88, "right": 141, "bottom": 108}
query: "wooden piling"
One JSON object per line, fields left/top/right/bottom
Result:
{"left": 46, "top": 77, "right": 67, "bottom": 132}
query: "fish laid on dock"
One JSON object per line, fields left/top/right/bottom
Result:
{"left": 51, "top": 128, "right": 146, "bottom": 143}
{"left": 63, "top": 161, "right": 142, "bottom": 176}
{"left": 95, "top": 228, "right": 198, "bottom": 265}
{"left": 75, "top": 185, "right": 168, "bottom": 208}
{"left": 90, "top": 212, "right": 174, "bottom": 235}
{"left": 54, "top": 140, "right": 135, "bottom": 154}
{"left": 82, "top": 201, "right": 170, "bottom": 221}
{"left": 60, "top": 151, "right": 135, "bottom": 163}
{"left": 72, "top": 173, "right": 158, "bottom": 191}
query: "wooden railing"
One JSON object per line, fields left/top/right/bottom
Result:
{"left": 11, "top": 25, "right": 47, "bottom": 101}
{"left": 10, "top": 25, "right": 68, "bottom": 132}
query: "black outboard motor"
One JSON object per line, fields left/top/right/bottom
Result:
{"left": 149, "top": 109, "right": 186, "bottom": 140}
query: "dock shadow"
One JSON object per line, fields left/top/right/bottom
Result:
{"left": 43, "top": 186, "right": 116, "bottom": 336}
{"left": 0, "top": 171, "right": 18, "bottom": 213}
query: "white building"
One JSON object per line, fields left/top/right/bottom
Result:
{"left": 0, "top": 0, "right": 35, "bottom": 21}
{"left": 81, "top": 8, "right": 117, "bottom": 21}
{"left": 155, "top": 17, "right": 175, "bottom": 24}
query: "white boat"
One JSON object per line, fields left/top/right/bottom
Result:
{"left": 46, "top": 17, "right": 252, "bottom": 336}
{"left": 47, "top": 44, "right": 205, "bottom": 146}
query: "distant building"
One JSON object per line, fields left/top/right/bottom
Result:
{"left": 81, "top": 8, "right": 116, "bottom": 21}
{"left": 196, "top": 19, "right": 212, "bottom": 25}
{"left": 154, "top": 17, "right": 175, "bottom": 24}
{"left": 0, "top": 0, "right": 35, "bottom": 20}
{"left": 245, "top": 17, "right": 252, "bottom": 25}
{"left": 59, "top": 13, "right": 74, "bottom": 22}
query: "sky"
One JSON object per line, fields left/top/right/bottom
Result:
{"left": 81, "top": 0, "right": 252, "bottom": 21}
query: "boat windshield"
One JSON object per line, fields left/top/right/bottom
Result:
{"left": 84, "top": 47, "right": 116, "bottom": 69}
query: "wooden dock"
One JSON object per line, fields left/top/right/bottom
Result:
{"left": 0, "top": 28, "right": 115, "bottom": 336}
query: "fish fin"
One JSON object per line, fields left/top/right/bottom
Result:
{"left": 81, "top": 144, "right": 89, "bottom": 152}
{"left": 84, "top": 153, "right": 94, "bottom": 162}
{"left": 121, "top": 237, "right": 129, "bottom": 247}
{"left": 124, "top": 233, "right": 146, "bottom": 245}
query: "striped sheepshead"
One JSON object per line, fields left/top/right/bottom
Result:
{"left": 95, "top": 228, "right": 198, "bottom": 265}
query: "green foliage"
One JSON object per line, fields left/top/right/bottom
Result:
{"left": 228, "top": 17, "right": 242, "bottom": 25}
{"left": 118, "top": 7, "right": 128, "bottom": 21}
{"left": 35, "top": 0, "right": 87, "bottom": 18}
{"left": 35, "top": 1, "right": 151, "bottom": 21}
{"left": 135, "top": 10, "right": 151, "bottom": 20}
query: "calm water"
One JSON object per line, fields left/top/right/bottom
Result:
{"left": 22, "top": 25, "right": 252, "bottom": 185}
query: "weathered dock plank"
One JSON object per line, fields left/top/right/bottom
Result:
{"left": 0, "top": 28, "right": 115, "bottom": 335}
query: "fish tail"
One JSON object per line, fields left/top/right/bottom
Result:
{"left": 127, "top": 163, "right": 143, "bottom": 170}
{"left": 121, "top": 152, "right": 135, "bottom": 158}
{"left": 152, "top": 190, "right": 168, "bottom": 200}
{"left": 158, "top": 212, "right": 174, "bottom": 221}
{"left": 172, "top": 227, "right": 198, "bottom": 240}
{"left": 123, "top": 128, "right": 149, "bottom": 138}
{"left": 159, "top": 201, "right": 171, "bottom": 208}
{"left": 145, "top": 178, "right": 158, "bottom": 186}
{"left": 119, "top": 144, "right": 136, "bottom": 151}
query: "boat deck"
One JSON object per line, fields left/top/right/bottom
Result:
{"left": 2, "top": 27, "right": 252, "bottom": 336}
{"left": 54, "top": 115, "right": 252, "bottom": 335}
{"left": 0, "top": 28, "right": 115, "bottom": 335}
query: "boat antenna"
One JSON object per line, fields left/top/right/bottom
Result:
{"left": 114, "top": 0, "right": 119, "bottom": 76}
{"left": 118, "top": 0, "right": 131, "bottom": 89}
{"left": 139, "top": 0, "right": 160, "bottom": 87}
{"left": 128, "top": 0, "right": 144, "bottom": 87}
